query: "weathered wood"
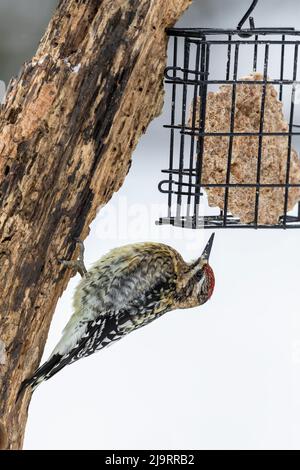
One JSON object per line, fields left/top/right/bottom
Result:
{"left": 0, "top": 0, "right": 191, "bottom": 449}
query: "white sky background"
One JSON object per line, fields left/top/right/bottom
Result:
{"left": 1, "top": 0, "right": 300, "bottom": 450}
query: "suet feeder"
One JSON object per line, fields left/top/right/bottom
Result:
{"left": 158, "top": 0, "right": 300, "bottom": 229}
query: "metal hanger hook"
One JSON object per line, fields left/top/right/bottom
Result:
{"left": 237, "top": 0, "right": 259, "bottom": 31}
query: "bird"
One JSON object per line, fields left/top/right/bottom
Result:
{"left": 17, "top": 233, "right": 215, "bottom": 400}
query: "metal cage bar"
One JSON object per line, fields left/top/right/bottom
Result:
{"left": 223, "top": 42, "right": 240, "bottom": 227}
{"left": 194, "top": 40, "right": 210, "bottom": 227}
{"left": 158, "top": 27, "right": 300, "bottom": 229}
{"left": 283, "top": 43, "right": 299, "bottom": 226}
{"left": 254, "top": 43, "right": 269, "bottom": 227}
{"left": 167, "top": 36, "right": 178, "bottom": 220}
{"left": 186, "top": 41, "right": 201, "bottom": 221}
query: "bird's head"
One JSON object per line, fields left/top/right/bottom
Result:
{"left": 176, "top": 233, "right": 215, "bottom": 308}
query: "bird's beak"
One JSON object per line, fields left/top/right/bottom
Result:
{"left": 201, "top": 233, "right": 215, "bottom": 262}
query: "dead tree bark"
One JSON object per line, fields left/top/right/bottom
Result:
{"left": 0, "top": 0, "right": 191, "bottom": 450}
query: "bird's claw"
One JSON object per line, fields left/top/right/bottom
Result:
{"left": 59, "top": 239, "right": 87, "bottom": 278}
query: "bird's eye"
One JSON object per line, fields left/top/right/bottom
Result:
{"left": 195, "top": 270, "right": 203, "bottom": 281}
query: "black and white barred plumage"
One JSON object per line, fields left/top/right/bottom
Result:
{"left": 17, "top": 236, "right": 215, "bottom": 399}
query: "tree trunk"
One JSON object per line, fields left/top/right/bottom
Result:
{"left": 0, "top": 0, "right": 191, "bottom": 450}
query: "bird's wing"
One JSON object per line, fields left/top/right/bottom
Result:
{"left": 18, "top": 313, "right": 119, "bottom": 397}
{"left": 19, "top": 245, "right": 179, "bottom": 393}
{"left": 48, "top": 266, "right": 177, "bottom": 375}
{"left": 73, "top": 242, "right": 180, "bottom": 318}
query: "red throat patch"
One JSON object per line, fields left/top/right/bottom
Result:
{"left": 204, "top": 264, "right": 215, "bottom": 299}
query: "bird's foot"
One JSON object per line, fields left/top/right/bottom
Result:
{"left": 59, "top": 239, "right": 87, "bottom": 278}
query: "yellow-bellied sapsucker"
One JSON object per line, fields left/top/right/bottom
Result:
{"left": 17, "top": 234, "right": 215, "bottom": 399}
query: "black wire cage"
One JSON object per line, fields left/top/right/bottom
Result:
{"left": 158, "top": 0, "right": 300, "bottom": 229}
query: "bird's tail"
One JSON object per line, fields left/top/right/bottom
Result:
{"left": 16, "top": 353, "right": 63, "bottom": 402}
